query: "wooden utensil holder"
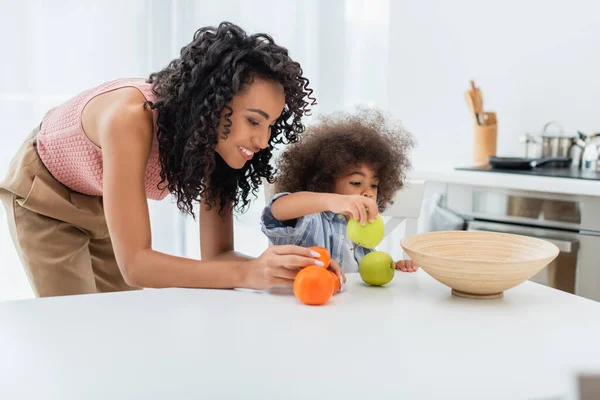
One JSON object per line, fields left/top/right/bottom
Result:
{"left": 474, "top": 123, "right": 497, "bottom": 164}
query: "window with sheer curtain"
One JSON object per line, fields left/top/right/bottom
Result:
{"left": 0, "top": 0, "right": 390, "bottom": 301}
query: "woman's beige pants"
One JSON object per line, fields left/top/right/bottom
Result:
{"left": 0, "top": 125, "right": 138, "bottom": 297}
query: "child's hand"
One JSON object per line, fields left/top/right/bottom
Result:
{"left": 328, "top": 194, "right": 379, "bottom": 225}
{"left": 395, "top": 259, "right": 418, "bottom": 273}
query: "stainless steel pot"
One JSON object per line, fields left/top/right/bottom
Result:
{"left": 541, "top": 135, "right": 575, "bottom": 158}
{"left": 539, "top": 121, "right": 577, "bottom": 161}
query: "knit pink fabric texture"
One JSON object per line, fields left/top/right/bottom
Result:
{"left": 36, "top": 78, "right": 168, "bottom": 201}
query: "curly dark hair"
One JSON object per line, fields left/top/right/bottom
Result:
{"left": 274, "top": 108, "right": 415, "bottom": 212}
{"left": 146, "top": 22, "right": 315, "bottom": 217}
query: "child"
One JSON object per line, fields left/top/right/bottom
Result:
{"left": 261, "top": 108, "right": 418, "bottom": 281}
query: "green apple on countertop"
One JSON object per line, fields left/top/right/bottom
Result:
{"left": 359, "top": 251, "right": 395, "bottom": 286}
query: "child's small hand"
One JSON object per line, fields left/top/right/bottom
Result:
{"left": 328, "top": 194, "right": 379, "bottom": 225}
{"left": 395, "top": 259, "right": 418, "bottom": 273}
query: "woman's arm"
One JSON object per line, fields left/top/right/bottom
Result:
{"left": 92, "top": 90, "right": 319, "bottom": 289}
{"left": 199, "top": 201, "right": 253, "bottom": 262}
{"left": 99, "top": 98, "right": 248, "bottom": 288}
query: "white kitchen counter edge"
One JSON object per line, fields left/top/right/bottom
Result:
{"left": 408, "top": 167, "right": 599, "bottom": 197}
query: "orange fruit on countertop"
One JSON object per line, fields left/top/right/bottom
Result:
{"left": 294, "top": 266, "right": 334, "bottom": 305}
{"left": 309, "top": 246, "right": 331, "bottom": 268}
{"left": 328, "top": 270, "right": 341, "bottom": 294}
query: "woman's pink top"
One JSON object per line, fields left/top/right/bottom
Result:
{"left": 36, "top": 78, "right": 168, "bottom": 200}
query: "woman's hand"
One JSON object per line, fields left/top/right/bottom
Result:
{"left": 328, "top": 259, "right": 346, "bottom": 291}
{"left": 327, "top": 194, "right": 379, "bottom": 225}
{"left": 243, "top": 245, "right": 324, "bottom": 289}
{"left": 395, "top": 259, "right": 418, "bottom": 273}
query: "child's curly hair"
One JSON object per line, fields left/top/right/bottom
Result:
{"left": 274, "top": 108, "right": 415, "bottom": 212}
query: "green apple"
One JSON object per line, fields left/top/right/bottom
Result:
{"left": 347, "top": 214, "right": 384, "bottom": 248}
{"left": 359, "top": 251, "right": 395, "bottom": 286}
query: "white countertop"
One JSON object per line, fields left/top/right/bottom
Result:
{"left": 1, "top": 271, "right": 599, "bottom": 400}
{"left": 409, "top": 166, "right": 600, "bottom": 197}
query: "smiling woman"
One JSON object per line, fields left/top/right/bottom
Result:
{"left": 214, "top": 79, "right": 286, "bottom": 170}
{"left": 0, "top": 22, "right": 327, "bottom": 298}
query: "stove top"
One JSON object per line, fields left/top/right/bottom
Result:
{"left": 455, "top": 165, "right": 600, "bottom": 181}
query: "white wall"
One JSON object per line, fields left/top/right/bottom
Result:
{"left": 387, "top": 0, "right": 600, "bottom": 170}
{"left": 0, "top": 0, "right": 185, "bottom": 300}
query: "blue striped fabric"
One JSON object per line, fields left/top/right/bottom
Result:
{"left": 260, "top": 192, "right": 373, "bottom": 272}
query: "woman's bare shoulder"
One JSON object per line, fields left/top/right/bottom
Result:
{"left": 82, "top": 86, "right": 155, "bottom": 149}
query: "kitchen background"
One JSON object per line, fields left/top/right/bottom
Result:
{"left": 1, "top": 0, "right": 598, "bottom": 301}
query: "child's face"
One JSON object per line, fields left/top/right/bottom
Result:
{"left": 333, "top": 164, "right": 379, "bottom": 200}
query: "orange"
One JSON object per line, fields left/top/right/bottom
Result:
{"left": 328, "top": 270, "right": 341, "bottom": 294}
{"left": 294, "top": 266, "right": 334, "bottom": 305}
{"left": 309, "top": 246, "right": 331, "bottom": 268}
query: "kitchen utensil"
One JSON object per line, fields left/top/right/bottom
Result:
{"left": 488, "top": 156, "right": 571, "bottom": 170}
{"left": 541, "top": 136, "right": 575, "bottom": 158}
{"left": 539, "top": 121, "right": 576, "bottom": 160}
{"left": 571, "top": 145, "right": 584, "bottom": 168}
{"left": 542, "top": 121, "right": 564, "bottom": 134}
{"left": 582, "top": 137, "right": 600, "bottom": 172}
{"left": 574, "top": 135, "right": 587, "bottom": 149}
{"left": 400, "top": 230, "right": 559, "bottom": 299}
{"left": 469, "top": 80, "right": 483, "bottom": 115}
{"left": 577, "top": 130, "right": 600, "bottom": 142}
{"left": 465, "top": 80, "right": 487, "bottom": 125}
{"left": 519, "top": 133, "right": 540, "bottom": 158}
{"left": 466, "top": 80, "right": 497, "bottom": 163}
{"left": 464, "top": 92, "right": 480, "bottom": 125}
{"left": 575, "top": 131, "right": 600, "bottom": 169}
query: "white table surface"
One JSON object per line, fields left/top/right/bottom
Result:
{"left": 1, "top": 271, "right": 599, "bottom": 400}
{"left": 409, "top": 166, "right": 600, "bottom": 197}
